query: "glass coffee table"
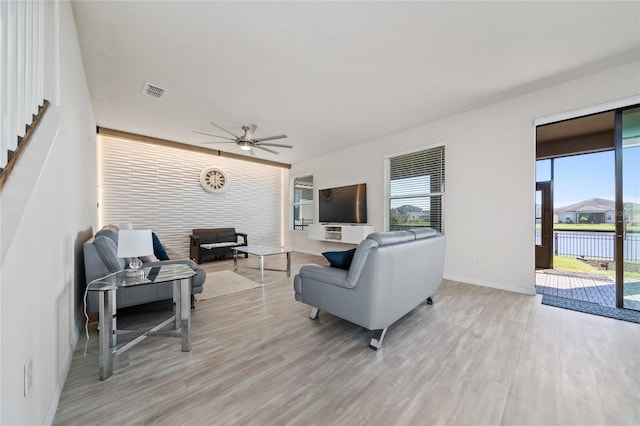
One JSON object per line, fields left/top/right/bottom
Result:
{"left": 86, "top": 263, "right": 195, "bottom": 380}
{"left": 233, "top": 245, "right": 292, "bottom": 285}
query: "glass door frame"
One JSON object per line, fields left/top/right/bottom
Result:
{"left": 615, "top": 109, "right": 623, "bottom": 308}
{"left": 535, "top": 181, "right": 553, "bottom": 269}
{"left": 615, "top": 105, "right": 640, "bottom": 309}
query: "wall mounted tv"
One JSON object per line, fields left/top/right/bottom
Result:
{"left": 318, "top": 183, "right": 367, "bottom": 224}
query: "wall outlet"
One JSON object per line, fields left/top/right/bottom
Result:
{"left": 24, "top": 357, "right": 33, "bottom": 396}
{"left": 468, "top": 252, "right": 476, "bottom": 262}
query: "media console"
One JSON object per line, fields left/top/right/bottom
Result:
{"left": 308, "top": 224, "right": 374, "bottom": 245}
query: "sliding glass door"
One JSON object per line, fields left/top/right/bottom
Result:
{"left": 616, "top": 106, "right": 640, "bottom": 310}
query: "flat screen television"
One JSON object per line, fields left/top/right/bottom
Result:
{"left": 318, "top": 183, "right": 367, "bottom": 224}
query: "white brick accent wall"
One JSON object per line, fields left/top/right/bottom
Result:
{"left": 99, "top": 135, "right": 284, "bottom": 258}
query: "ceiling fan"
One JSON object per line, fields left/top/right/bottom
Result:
{"left": 193, "top": 122, "right": 292, "bottom": 155}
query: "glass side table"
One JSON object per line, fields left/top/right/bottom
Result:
{"left": 87, "top": 264, "right": 195, "bottom": 380}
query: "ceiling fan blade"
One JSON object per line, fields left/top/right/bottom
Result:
{"left": 248, "top": 148, "right": 257, "bottom": 156}
{"left": 257, "top": 142, "right": 293, "bottom": 148}
{"left": 210, "top": 121, "right": 240, "bottom": 138}
{"left": 254, "top": 145, "right": 279, "bottom": 155}
{"left": 199, "top": 141, "right": 237, "bottom": 144}
{"left": 252, "top": 134, "right": 287, "bottom": 142}
{"left": 245, "top": 124, "right": 258, "bottom": 139}
{"left": 192, "top": 130, "right": 236, "bottom": 141}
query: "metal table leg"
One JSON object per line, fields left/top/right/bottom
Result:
{"left": 98, "top": 288, "right": 116, "bottom": 380}
{"left": 286, "top": 252, "right": 291, "bottom": 277}
{"left": 259, "top": 255, "right": 265, "bottom": 285}
{"left": 180, "top": 277, "right": 191, "bottom": 351}
{"left": 173, "top": 279, "right": 179, "bottom": 330}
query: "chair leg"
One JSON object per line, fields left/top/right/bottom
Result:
{"left": 426, "top": 296, "right": 434, "bottom": 305}
{"left": 309, "top": 307, "right": 319, "bottom": 320}
{"left": 369, "top": 328, "right": 387, "bottom": 350}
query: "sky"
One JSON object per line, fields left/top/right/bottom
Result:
{"left": 537, "top": 146, "right": 640, "bottom": 208}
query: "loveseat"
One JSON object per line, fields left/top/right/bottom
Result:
{"left": 189, "top": 228, "right": 248, "bottom": 264}
{"left": 293, "top": 228, "right": 445, "bottom": 349}
{"left": 83, "top": 225, "right": 206, "bottom": 313}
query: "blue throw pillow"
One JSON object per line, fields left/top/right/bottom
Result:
{"left": 322, "top": 248, "right": 356, "bottom": 270}
{"left": 152, "top": 232, "right": 170, "bottom": 261}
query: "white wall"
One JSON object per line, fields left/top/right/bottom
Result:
{"left": 99, "top": 135, "right": 286, "bottom": 256}
{"left": 0, "top": 1, "right": 96, "bottom": 424}
{"left": 289, "top": 60, "right": 640, "bottom": 296}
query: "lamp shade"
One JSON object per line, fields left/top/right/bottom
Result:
{"left": 117, "top": 229, "right": 154, "bottom": 258}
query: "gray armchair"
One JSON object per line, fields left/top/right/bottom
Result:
{"left": 293, "top": 228, "right": 445, "bottom": 349}
{"left": 83, "top": 225, "right": 206, "bottom": 313}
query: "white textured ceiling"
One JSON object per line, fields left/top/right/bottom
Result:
{"left": 71, "top": 1, "right": 640, "bottom": 165}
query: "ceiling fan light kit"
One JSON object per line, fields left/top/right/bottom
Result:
{"left": 194, "top": 122, "right": 292, "bottom": 155}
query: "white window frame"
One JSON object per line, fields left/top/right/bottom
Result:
{"left": 291, "top": 174, "right": 314, "bottom": 231}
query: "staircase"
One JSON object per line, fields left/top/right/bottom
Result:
{"left": 0, "top": 100, "right": 49, "bottom": 189}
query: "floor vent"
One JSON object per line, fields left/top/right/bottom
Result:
{"left": 142, "top": 82, "right": 166, "bottom": 98}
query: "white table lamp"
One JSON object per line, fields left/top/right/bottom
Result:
{"left": 117, "top": 229, "right": 154, "bottom": 272}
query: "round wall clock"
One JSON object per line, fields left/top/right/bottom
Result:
{"left": 200, "top": 167, "right": 228, "bottom": 193}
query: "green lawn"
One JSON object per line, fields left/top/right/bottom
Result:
{"left": 553, "top": 223, "right": 615, "bottom": 231}
{"left": 552, "top": 255, "right": 640, "bottom": 279}
{"left": 534, "top": 223, "right": 640, "bottom": 232}
{"left": 392, "top": 222, "right": 431, "bottom": 228}
{"left": 553, "top": 256, "right": 602, "bottom": 273}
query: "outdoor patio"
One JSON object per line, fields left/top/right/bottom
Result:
{"left": 535, "top": 269, "right": 640, "bottom": 310}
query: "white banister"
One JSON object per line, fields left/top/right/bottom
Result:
{"left": 1, "top": 0, "right": 44, "bottom": 171}
{"left": 15, "top": 0, "right": 25, "bottom": 144}
{"left": 0, "top": 1, "right": 5, "bottom": 167}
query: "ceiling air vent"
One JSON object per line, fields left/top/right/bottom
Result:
{"left": 141, "top": 82, "right": 166, "bottom": 98}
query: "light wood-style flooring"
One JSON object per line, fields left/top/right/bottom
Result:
{"left": 54, "top": 252, "right": 640, "bottom": 425}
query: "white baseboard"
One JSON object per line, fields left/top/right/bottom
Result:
{"left": 43, "top": 308, "right": 83, "bottom": 426}
{"left": 444, "top": 273, "right": 536, "bottom": 296}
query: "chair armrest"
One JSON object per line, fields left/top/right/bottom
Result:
{"left": 236, "top": 232, "right": 248, "bottom": 245}
{"left": 190, "top": 235, "right": 201, "bottom": 246}
{"left": 346, "top": 238, "right": 378, "bottom": 287}
{"left": 299, "top": 264, "right": 350, "bottom": 288}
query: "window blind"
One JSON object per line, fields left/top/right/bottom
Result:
{"left": 293, "top": 175, "right": 314, "bottom": 193}
{"left": 388, "top": 146, "right": 445, "bottom": 233}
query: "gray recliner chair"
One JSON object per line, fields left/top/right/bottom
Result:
{"left": 293, "top": 228, "right": 445, "bottom": 349}
{"left": 83, "top": 225, "right": 206, "bottom": 313}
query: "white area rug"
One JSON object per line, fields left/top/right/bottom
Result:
{"left": 196, "top": 270, "right": 261, "bottom": 300}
